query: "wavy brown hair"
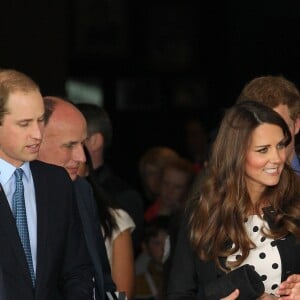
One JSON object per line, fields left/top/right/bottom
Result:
{"left": 188, "top": 100, "right": 300, "bottom": 270}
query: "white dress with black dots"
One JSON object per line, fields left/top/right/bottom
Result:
{"left": 227, "top": 215, "right": 281, "bottom": 295}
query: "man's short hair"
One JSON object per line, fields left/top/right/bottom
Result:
{"left": 76, "top": 103, "right": 113, "bottom": 149}
{"left": 237, "top": 75, "right": 300, "bottom": 121}
{"left": 0, "top": 69, "right": 40, "bottom": 124}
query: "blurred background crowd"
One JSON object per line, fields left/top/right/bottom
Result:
{"left": 2, "top": 1, "right": 300, "bottom": 299}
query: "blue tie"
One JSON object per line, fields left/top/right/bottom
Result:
{"left": 12, "top": 168, "right": 35, "bottom": 285}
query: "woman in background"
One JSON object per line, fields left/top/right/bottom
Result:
{"left": 79, "top": 148, "right": 135, "bottom": 299}
{"left": 139, "top": 146, "right": 180, "bottom": 210}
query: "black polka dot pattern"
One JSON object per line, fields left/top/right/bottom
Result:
{"left": 226, "top": 215, "right": 281, "bottom": 295}
{"left": 259, "top": 252, "right": 266, "bottom": 259}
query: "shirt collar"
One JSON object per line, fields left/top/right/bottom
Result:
{"left": 0, "top": 159, "right": 30, "bottom": 185}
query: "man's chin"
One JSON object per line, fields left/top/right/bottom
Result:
{"left": 69, "top": 173, "right": 78, "bottom": 181}
{"left": 66, "top": 167, "right": 80, "bottom": 181}
{"left": 26, "top": 153, "right": 39, "bottom": 161}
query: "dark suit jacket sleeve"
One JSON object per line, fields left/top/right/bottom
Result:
{"left": 167, "top": 218, "right": 199, "bottom": 300}
{"left": 76, "top": 178, "right": 116, "bottom": 293}
{"left": 60, "top": 179, "right": 94, "bottom": 299}
{"left": 0, "top": 266, "right": 6, "bottom": 300}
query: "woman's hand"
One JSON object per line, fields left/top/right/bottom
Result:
{"left": 276, "top": 274, "right": 300, "bottom": 299}
{"left": 220, "top": 289, "right": 239, "bottom": 300}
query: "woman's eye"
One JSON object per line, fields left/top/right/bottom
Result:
{"left": 257, "top": 148, "right": 267, "bottom": 153}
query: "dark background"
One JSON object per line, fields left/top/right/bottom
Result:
{"left": 2, "top": 0, "right": 300, "bottom": 187}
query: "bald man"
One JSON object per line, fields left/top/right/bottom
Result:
{"left": 38, "top": 97, "right": 116, "bottom": 300}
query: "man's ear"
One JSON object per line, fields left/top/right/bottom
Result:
{"left": 294, "top": 115, "right": 300, "bottom": 135}
{"left": 87, "top": 132, "right": 104, "bottom": 152}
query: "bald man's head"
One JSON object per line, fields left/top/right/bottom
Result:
{"left": 38, "top": 97, "right": 87, "bottom": 180}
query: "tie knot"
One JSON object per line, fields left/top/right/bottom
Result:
{"left": 14, "top": 168, "right": 23, "bottom": 181}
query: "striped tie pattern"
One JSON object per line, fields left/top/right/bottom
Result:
{"left": 12, "top": 168, "right": 35, "bottom": 285}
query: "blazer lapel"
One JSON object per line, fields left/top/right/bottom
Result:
{"left": 0, "top": 187, "right": 32, "bottom": 286}
{"left": 30, "top": 162, "right": 48, "bottom": 293}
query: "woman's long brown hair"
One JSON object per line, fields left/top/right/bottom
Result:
{"left": 188, "top": 101, "right": 300, "bottom": 270}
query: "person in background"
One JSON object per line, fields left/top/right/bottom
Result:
{"left": 182, "top": 117, "right": 208, "bottom": 173}
{"left": 144, "top": 156, "right": 194, "bottom": 223}
{"left": 79, "top": 146, "right": 135, "bottom": 300}
{"left": 0, "top": 69, "right": 93, "bottom": 299}
{"left": 76, "top": 103, "right": 144, "bottom": 256}
{"left": 135, "top": 217, "right": 169, "bottom": 300}
{"left": 139, "top": 147, "right": 180, "bottom": 210}
{"left": 143, "top": 155, "right": 194, "bottom": 299}
{"left": 237, "top": 75, "right": 300, "bottom": 175}
{"left": 38, "top": 96, "right": 115, "bottom": 299}
{"left": 167, "top": 101, "right": 300, "bottom": 299}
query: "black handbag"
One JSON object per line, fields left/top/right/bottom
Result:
{"left": 204, "top": 264, "right": 265, "bottom": 300}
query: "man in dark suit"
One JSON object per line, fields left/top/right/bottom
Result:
{"left": 38, "top": 96, "right": 116, "bottom": 299}
{"left": 0, "top": 69, "right": 93, "bottom": 299}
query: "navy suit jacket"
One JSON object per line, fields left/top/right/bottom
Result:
{"left": 0, "top": 160, "right": 93, "bottom": 300}
{"left": 0, "top": 267, "right": 6, "bottom": 300}
{"left": 73, "top": 176, "right": 116, "bottom": 299}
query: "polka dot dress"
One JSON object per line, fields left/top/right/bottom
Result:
{"left": 227, "top": 215, "right": 281, "bottom": 295}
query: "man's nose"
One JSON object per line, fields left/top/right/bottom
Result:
{"left": 32, "top": 121, "right": 43, "bottom": 140}
{"left": 73, "top": 144, "right": 86, "bottom": 163}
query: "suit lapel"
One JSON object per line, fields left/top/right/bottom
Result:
{"left": 0, "top": 186, "right": 32, "bottom": 286}
{"left": 30, "top": 162, "right": 48, "bottom": 293}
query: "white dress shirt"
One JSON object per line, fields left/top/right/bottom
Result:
{"left": 0, "top": 159, "right": 37, "bottom": 272}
